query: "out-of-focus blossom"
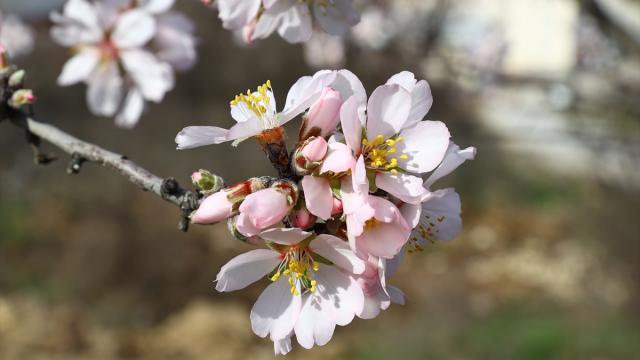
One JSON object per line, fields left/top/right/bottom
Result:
{"left": 304, "top": 32, "right": 346, "bottom": 69}
{"left": 51, "top": 0, "right": 196, "bottom": 128}
{"left": 0, "top": 11, "right": 35, "bottom": 58}
{"left": 215, "top": 0, "right": 360, "bottom": 44}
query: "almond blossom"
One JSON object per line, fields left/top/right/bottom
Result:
{"left": 215, "top": 228, "right": 365, "bottom": 351}
{"left": 0, "top": 11, "right": 35, "bottom": 58}
{"left": 52, "top": 0, "right": 196, "bottom": 128}
{"left": 340, "top": 71, "right": 451, "bottom": 205}
{"left": 181, "top": 69, "right": 474, "bottom": 354}
{"left": 215, "top": 0, "right": 361, "bottom": 44}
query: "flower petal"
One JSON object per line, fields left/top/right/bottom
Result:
{"left": 115, "top": 89, "right": 145, "bottom": 128}
{"left": 294, "top": 293, "right": 335, "bottom": 349}
{"left": 259, "top": 227, "right": 312, "bottom": 246}
{"left": 339, "top": 96, "right": 363, "bottom": 155}
{"left": 309, "top": 235, "right": 365, "bottom": 274}
{"left": 314, "top": 265, "right": 364, "bottom": 326}
{"left": 419, "top": 188, "right": 462, "bottom": 241}
{"left": 57, "top": 47, "right": 100, "bottom": 86}
{"left": 397, "top": 120, "right": 450, "bottom": 173}
{"left": 301, "top": 176, "right": 333, "bottom": 221}
{"left": 112, "top": 9, "right": 156, "bottom": 49}
{"left": 386, "top": 71, "right": 433, "bottom": 128}
{"left": 175, "top": 126, "right": 229, "bottom": 149}
{"left": 375, "top": 172, "right": 426, "bottom": 204}
{"left": 86, "top": 61, "right": 123, "bottom": 117}
{"left": 320, "top": 142, "right": 355, "bottom": 175}
{"left": 424, "top": 143, "right": 477, "bottom": 188}
{"left": 251, "top": 277, "right": 301, "bottom": 340}
{"left": 120, "top": 49, "right": 174, "bottom": 102}
{"left": 366, "top": 84, "right": 411, "bottom": 140}
{"left": 215, "top": 249, "right": 281, "bottom": 292}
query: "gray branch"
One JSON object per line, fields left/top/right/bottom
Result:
{"left": 16, "top": 117, "right": 206, "bottom": 232}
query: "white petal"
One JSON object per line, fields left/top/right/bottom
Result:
{"left": 175, "top": 126, "right": 229, "bottom": 149}
{"left": 366, "top": 84, "right": 411, "bottom": 139}
{"left": 280, "top": 70, "right": 337, "bottom": 125}
{"left": 115, "top": 89, "right": 145, "bottom": 128}
{"left": 332, "top": 69, "right": 367, "bottom": 109}
{"left": 294, "top": 294, "right": 336, "bottom": 349}
{"left": 386, "top": 71, "right": 433, "bottom": 128}
{"left": 387, "top": 286, "right": 405, "bottom": 305}
{"left": 397, "top": 120, "right": 450, "bottom": 173}
{"left": 215, "top": 249, "right": 281, "bottom": 292}
{"left": 140, "top": 0, "right": 174, "bottom": 14}
{"left": 424, "top": 143, "right": 477, "bottom": 188}
{"left": 259, "top": 228, "right": 312, "bottom": 246}
{"left": 252, "top": 0, "right": 293, "bottom": 40}
{"left": 375, "top": 172, "right": 426, "bottom": 204}
{"left": 400, "top": 203, "right": 422, "bottom": 229}
{"left": 86, "top": 61, "right": 123, "bottom": 117}
{"left": 251, "top": 277, "right": 302, "bottom": 339}
{"left": 301, "top": 176, "right": 333, "bottom": 220}
{"left": 62, "top": 0, "right": 101, "bottom": 33}
{"left": 314, "top": 265, "right": 364, "bottom": 326}
{"left": 112, "top": 9, "right": 156, "bottom": 49}
{"left": 120, "top": 49, "right": 174, "bottom": 102}
{"left": 273, "top": 336, "right": 293, "bottom": 355}
{"left": 309, "top": 235, "right": 365, "bottom": 274}
{"left": 218, "top": 0, "right": 261, "bottom": 30}
{"left": 420, "top": 188, "right": 462, "bottom": 241}
{"left": 57, "top": 47, "right": 100, "bottom": 86}
{"left": 313, "top": 0, "right": 360, "bottom": 36}
{"left": 277, "top": 3, "right": 313, "bottom": 43}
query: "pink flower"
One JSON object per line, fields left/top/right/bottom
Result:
{"left": 301, "top": 141, "right": 354, "bottom": 220}
{"left": 341, "top": 156, "right": 411, "bottom": 259}
{"left": 300, "top": 87, "right": 343, "bottom": 140}
{"left": 214, "top": 228, "right": 365, "bottom": 351}
{"left": 191, "top": 190, "right": 234, "bottom": 224}
{"left": 340, "top": 71, "right": 451, "bottom": 204}
{"left": 300, "top": 136, "right": 328, "bottom": 162}
{"left": 236, "top": 188, "right": 294, "bottom": 237}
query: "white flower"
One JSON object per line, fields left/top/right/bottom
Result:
{"left": 176, "top": 70, "right": 338, "bottom": 148}
{"left": 217, "top": 0, "right": 360, "bottom": 44}
{"left": 0, "top": 12, "right": 35, "bottom": 58}
{"left": 52, "top": 0, "right": 196, "bottom": 128}
{"left": 215, "top": 228, "right": 365, "bottom": 352}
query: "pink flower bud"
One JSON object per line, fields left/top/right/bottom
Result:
{"left": 291, "top": 206, "right": 317, "bottom": 229}
{"left": 301, "top": 87, "right": 342, "bottom": 139}
{"left": 301, "top": 136, "right": 328, "bottom": 162}
{"left": 331, "top": 198, "right": 343, "bottom": 216}
{"left": 191, "top": 171, "right": 202, "bottom": 183}
{"left": 191, "top": 190, "right": 233, "bottom": 224}
{"left": 236, "top": 188, "right": 292, "bottom": 236}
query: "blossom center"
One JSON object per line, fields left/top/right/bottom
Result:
{"left": 361, "top": 135, "right": 409, "bottom": 173}
{"left": 230, "top": 80, "right": 278, "bottom": 129}
{"left": 98, "top": 39, "right": 119, "bottom": 63}
{"left": 270, "top": 247, "right": 319, "bottom": 295}
{"left": 364, "top": 217, "right": 381, "bottom": 231}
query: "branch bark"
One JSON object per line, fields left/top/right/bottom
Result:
{"left": 9, "top": 116, "right": 206, "bottom": 232}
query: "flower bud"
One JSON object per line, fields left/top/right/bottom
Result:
{"left": 191, "top": 190, "right": 234, "bottom": 224}
{"left": 191, "top": 169, "right": 224, "bottom": 194}
{"left": 8, "top": 89, "right": 36, "bottom": 108}
{"left": 301, "top": 136, "right": 328, "bottom": 162}
{"left": 8, "top": 69, "right": 26, "bottom": 88}
{"left": 291, "top": 206, "right": 317, "bottom": 229}
{"left": 299, "top": 87, "right": 342, "bottom": 141}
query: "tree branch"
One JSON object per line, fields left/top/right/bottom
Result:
{"left": 9, "top": 116, "right": 208, "bottom": 232}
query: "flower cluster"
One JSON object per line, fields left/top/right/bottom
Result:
{"left": 52, "top": 0, "right": 197, "bottom": 128}
{"left": 210, "top": 0, "right": 361, "bottom": 44}
{"left": 177, "top": 69, "right": 476, "bottom": 354}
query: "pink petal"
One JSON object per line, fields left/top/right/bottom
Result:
{"left": 339, "top": 95, "right": 363, "bottom": 154}
{"left": 239, "top": 188, "right": 290, "bottom": 229}
{"left": 319, "top": 142, "right": 355, "bottom": 174}
{"left": 191, "top": 190, "right": 233, "bottom": 224}
{"left": 301, "top": 176, "right": 333, "bottom": 220}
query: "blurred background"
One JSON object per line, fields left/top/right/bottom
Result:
{"left": 1, "top": 0, "right": 639, "bottom": 358}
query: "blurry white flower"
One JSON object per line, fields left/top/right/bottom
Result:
{"left": 304, "top": 32, "right": 345, "bottom": 69}
{"left": 0, "top": 12, "right": 35, "bottom": 58}
{"left": 51, "top": 0, "right": 196, "bottom": 128}
{"left": 217, "top": 0, "right": 360, "bottom": 44}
